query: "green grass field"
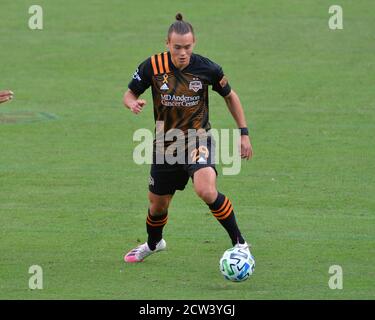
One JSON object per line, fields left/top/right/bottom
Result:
{"left": 0, "top": 0, "right": 374, "bottom": 299}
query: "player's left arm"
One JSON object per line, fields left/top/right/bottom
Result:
{"left": 223, "top": 90, "right": 253, "bottom": 160}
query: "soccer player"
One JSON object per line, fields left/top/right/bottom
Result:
{"left": 0, "top": 90, "right": 14, "bottom": 104}
{"left": 123, "top": 13, "right": 254, "bottom": 263}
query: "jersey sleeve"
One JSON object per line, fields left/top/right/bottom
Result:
{"left": 211, "top": 64, "right": 231, "bottom": 97}
{"left": 127, "top": 58, "right": 152, "bottom": 96}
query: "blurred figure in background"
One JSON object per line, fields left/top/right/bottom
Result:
{"left": 0, "top": 90, "right": 14, "bottom": 104}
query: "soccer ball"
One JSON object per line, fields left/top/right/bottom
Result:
{"left": 219, "top": 247, "right": 255, "bottom": 282}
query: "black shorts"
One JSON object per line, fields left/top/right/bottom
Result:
{"left": 148, "top": 135, "right": 217, "bottom": 196}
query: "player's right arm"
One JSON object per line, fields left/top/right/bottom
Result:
{"left": 123, "top": 89, "right": 147, "bottom": 114}
{"left": 123, "top": 57, "right": 152, "bottom": 115}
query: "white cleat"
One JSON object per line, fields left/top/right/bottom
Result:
{"left": 234, "top": 241, "right": 253, "bottom": 257}
{"left": 124, "top": 239, "right": 166, "bottom": 263}
{"left": 234, "top": 241, "right": 251, "bottom": 251}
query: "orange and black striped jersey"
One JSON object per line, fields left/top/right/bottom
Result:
{"left": 128, "top": 51, "right": 231, "bottom": 134}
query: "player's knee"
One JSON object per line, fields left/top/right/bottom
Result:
{"left": 149, "top": 200, "right": 169, "bottom": 215}
{"left": 195, "top": 187, "right": 217, "bottom": 204}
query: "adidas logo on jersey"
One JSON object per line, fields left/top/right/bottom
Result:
{"left": 160, "top": 83, "right": 169, "bottom": 90}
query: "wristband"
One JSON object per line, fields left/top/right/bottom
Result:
{"left": 239, "top": 127, "right": 249, "bottom": 136}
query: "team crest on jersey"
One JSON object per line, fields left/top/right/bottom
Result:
{"left": 189, "top": 80, "right": 202, "bottom": 92}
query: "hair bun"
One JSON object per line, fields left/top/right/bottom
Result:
{"left": 175, "top": 13, "right": 183, "bottom": 21}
